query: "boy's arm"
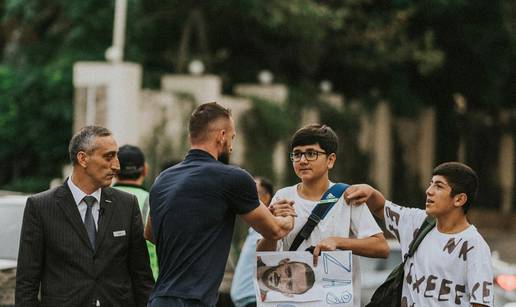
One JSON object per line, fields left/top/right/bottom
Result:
{"left": 312, "top": 233, "right": 389, "bottom": 266}
{"left": 344, "top": 184, "right": 385, "bottom": 220}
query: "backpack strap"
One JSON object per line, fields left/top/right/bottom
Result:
{"left": 289, "top": 183, "right": 349, "bottom": 251}
{"left": 402, "top": 215, "right": 436, "bottom": 264}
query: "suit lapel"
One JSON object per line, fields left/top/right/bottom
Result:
{"left": 96, "top": 188, "right": 115, "bottom": 250}
{"left": 55, "top": 182, "right": 93, "bottom": 250}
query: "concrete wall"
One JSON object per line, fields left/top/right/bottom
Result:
{"left": 73, "top": 62, "right": 142, "bottom": 146}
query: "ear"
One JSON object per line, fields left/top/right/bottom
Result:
{"left": 143, "top": 163, "right": 149, "bottom": 177}
{"left": 214, "top": 129, "right": 225, "bottom": 144}
{"left": 279, "top": 258, "right": 290, "bottom": 265}
{"left": 77, "top": 151, "right": 88, "bottom": 168}
{"left": 220, "top": 129, "right": 227, "bottom": 143}
{"left": 454, "top": 193, "right": 467, "bottom": 208}
{"left": 327, "top": 152, "right": 336, "bottom": 170}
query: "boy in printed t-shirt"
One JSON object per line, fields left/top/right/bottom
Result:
{"left": 346, "top": 162, "right": 493, "bottom": 307}
{"left": 257, "top": 124, "right": 389, "bottom": 306}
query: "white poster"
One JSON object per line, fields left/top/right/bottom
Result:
{"left": 255, "top": 251, "right": 353, "bottom": 307}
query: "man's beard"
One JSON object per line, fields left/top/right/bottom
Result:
{"left": 218, "top": 143, "right": 230, "bottom": 164}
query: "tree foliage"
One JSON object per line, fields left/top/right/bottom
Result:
{"left": 1, "top": 0, "right": 516, "bottom": 191}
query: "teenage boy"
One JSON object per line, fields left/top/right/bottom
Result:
{"left": 257, "top": 124, "right": 389, "bottom": 307}
{"left": 345, "top": 162, "right": 494, "bottom": 307}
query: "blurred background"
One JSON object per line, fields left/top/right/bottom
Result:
{"left": 1, "top": 0, "right": 516, "bottom": 305}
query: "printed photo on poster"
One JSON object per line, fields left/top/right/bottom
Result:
{"left": 255, "top": 251, "right": 354, "bottom": 307}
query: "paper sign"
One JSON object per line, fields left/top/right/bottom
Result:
{"left": 255, "top": 251, "right": 353, "bottom": 307}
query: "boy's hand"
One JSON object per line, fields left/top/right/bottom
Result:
{"left": 268, "top": 199, "right": 296, "bottom": 217}
{"left": 312, "top": 237, "right": 340, "bottom": 266}
{"left": 344, "top": 184, "right": 374, "bottom": 205}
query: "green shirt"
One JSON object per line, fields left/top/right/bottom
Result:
{"left": 113, "top": 183, "right": 159, "bottom": 280}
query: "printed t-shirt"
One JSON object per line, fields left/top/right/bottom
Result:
{"left": 384, "top": 201, "right": 494, "bottom": 307}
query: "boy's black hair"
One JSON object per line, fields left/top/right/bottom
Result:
{"left": 432, "top": 162, "right": 479, "bottom": 214}
{"left": 255, "top": 176, "right": 274, "bottom": 198}
{"left": 289, "top": 124, "right": 338, "bottom": 154}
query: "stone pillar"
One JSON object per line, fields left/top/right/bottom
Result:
{"left": 218, "top": 96, "right": 253, "bottom": 166}
{"left": 418, "top": 108, "right": 435, "bottom": 188}
{"left": 319, "top": 93, "right": 344, "bottom": 111}
{"left": 161, "top": 74, "right": 221, "bottom": 105}
{"left": 301, "top": 108, "right": 320, "bottom": 126}
{"left": 273, "top": 143, "right": 288, "bottom": 186}
{"left": 371, "top": 102, "right": 392, "bottom": 198}
{"left": 73, "top": 62, "right": 142, "bottom": 146}
{"left": 233, "top": 84, "right": 288, "bottom": 105}
{"left": 233, "top": 83, "right": 289, "bottom": 184}
{"left": 499, "top": 133, "right": 514, "bottom": 213}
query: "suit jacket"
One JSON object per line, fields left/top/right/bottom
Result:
{"left": 15, "top": 181, "right": 154, "bottom": 307}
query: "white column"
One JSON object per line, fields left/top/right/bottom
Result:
{"left": 74, "top": 62, "right": 142, "bottom": 146}
{"left": 273, "top": 143, "right": 287, "bottom": 186}
{"left": 418, "top": 108, "right": 435, "bottom": 188}
{"left": 106, "top": 0, "right": 127, "bottom": 63}
{"left": 161, "top": 75, "right": 221, "bottom": 105}
{"left": 499, "top": 134, "right": 514, "bottom": 213}
{"left": 371, "top": 102, "right": 392, "bottom": 198}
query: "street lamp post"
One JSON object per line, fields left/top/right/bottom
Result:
{"left": 105, "top": 0, "right": 127, "bottom": 63}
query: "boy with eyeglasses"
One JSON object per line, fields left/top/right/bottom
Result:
{"left": 257, "top": 124, "right": 389, "bottom": 306}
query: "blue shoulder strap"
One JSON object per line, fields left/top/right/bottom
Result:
{"left": 289, "top": 183, "right": 350, "bottom": 251}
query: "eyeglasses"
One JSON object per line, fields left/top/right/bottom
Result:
{"left": 289, "top": 150, "right": 327, "bottom": 162}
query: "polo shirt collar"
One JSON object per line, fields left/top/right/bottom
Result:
{"left": 186, "top": 149, "right": 217, "bottom": 161}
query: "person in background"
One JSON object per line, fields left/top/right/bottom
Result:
{"left": 113, "top": 144, "right": 159, "bottom": 280}
{"left": 231, "top": 177, "right": 274, "bottom": 307}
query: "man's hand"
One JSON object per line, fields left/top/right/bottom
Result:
{"left": 268, "top": 199, "right": 296, "bottom": 217}
{"left": 312, "top": 237, "right": 340, "bottom": 266}
{"left": 344, "top": 184, "right": 374, "bottom": 205}
{"left": 274, "top": 215, "right": 294, "bottom": 233}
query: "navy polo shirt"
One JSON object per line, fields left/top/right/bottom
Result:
{"left": 149, "top": 149, "right": 260, "bottom": 306}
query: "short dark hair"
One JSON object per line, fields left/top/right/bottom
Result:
{"left": 432, "top": 162, "right": 479, "bottom": 213}
{"left": 255, "top": 176, "right": 274, "bottom": 198}
{"left": 189, "top": 102, "right": 232, "bottom": 143}
{"left": 117, "top": 144, "right": 145, "bottom": 180}
{"left": 290, "top": 124, "right": 338, "bottom": 154}
{"left": 69, "top": 126, "right": 112, "bottom": 165}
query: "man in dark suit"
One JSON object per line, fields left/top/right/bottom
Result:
{"left": 15, "top": 126, "right": 154, "bottom": 307}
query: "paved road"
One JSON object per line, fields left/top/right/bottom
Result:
{"left": 0, "top": 268, "right": 15, "bottom": 306}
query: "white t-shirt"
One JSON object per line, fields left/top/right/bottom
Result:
{"left": 273, "top": 183, "right": 383, "bottom": 307}
{"left": 384, "top": 201, "right": 494, "bottom": 307}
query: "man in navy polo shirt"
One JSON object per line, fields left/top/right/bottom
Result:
{"left": 146, "top": 102, "right": 295, "bottom": 307}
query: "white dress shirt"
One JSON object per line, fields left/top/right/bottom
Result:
{"left": 67, "top": 176, "right": 101, "bottom": 229}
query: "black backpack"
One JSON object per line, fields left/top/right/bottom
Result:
{"left": 365, "top": 216, "right": 436, "bottom": 307}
